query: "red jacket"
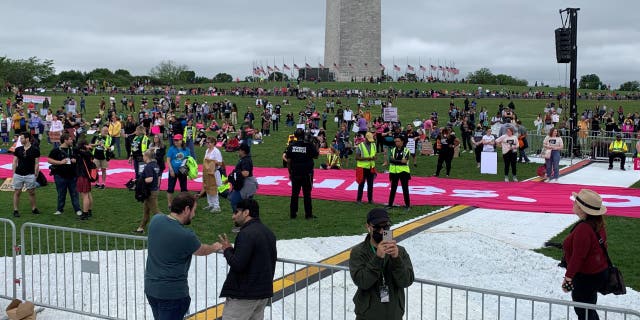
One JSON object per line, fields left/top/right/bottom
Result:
{"left": 563, "top": 222, "right": 608, "bottom": 278}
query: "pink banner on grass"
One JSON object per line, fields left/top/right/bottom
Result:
{"left": 1, "top": 154, "right": 639, "bottom": 218}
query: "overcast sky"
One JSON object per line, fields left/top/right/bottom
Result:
{"left": 3, "top": 0, "right": 639, "bottom": 87}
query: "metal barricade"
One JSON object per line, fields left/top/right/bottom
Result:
{"left": 526, "top": 134, "right": 575, "bottom": 164}
{"left": 0, "top": 218, "right": 17, "bottom": 300}
{"left": 20, "top": 223, "right": 148, "bottom": 320}
{"left": 577, "top": 133, "right": 638, "bottom": 164}
{"left": 14, "top": 224, "right": 640, "bottom": 320}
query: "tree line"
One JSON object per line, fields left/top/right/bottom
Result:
{"left": 2, "top": 55, "right": 639, "bottom": 91}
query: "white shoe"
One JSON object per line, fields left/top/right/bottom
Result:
{"left": 53, "top": 211, "right": 63, "bottom": 215}
{"left": 202, "top": 205, "right": 212, "bottom": 210}
{"left": 210, "top": 207, "right": 222, "bottom": 213}
{"left": 513, "top": 176, "right": 518, "bottom": 182}
{"left": 76, "top": 210, "right": 83, "bottom": 216}
{"left": 504, "top": 177, "right": 509, "bottom": 182}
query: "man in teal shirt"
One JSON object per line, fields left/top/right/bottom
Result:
{"left": 144, "top": 193, "right": 221, "bottom": 319}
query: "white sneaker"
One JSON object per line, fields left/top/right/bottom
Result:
{"left": 504, "top": 176, "right": 509, "bottom": 182}
{"left": 513, "top": 176, "right": 518, "bottom": 182}
{"left": 202, "top": 205, "right": 212, "bottom": 210}
{"left": 76, "top": 210, "right": 83, "bottom": 216}
{"left": 53, "top": 211, "right": 63, "bottom": 215}
{"left": 210, "top": 207, "right": 222, "bottom": 213}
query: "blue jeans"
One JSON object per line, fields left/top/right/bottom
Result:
{"left": 230, "top": 190, "right": 242, "bottom": 212}
{"left": 112, "top": 136, "right": 121, "bottom": 158}
{"left": 54, "top": 175, "right": 81, "bottom": 212}
{"left": 186, "top": 139, "right": 195, "bottom": 159}
{"left": 146, "top": 295, "right": 190, "bottom": 320}
{"left": 545, "top": 150, "right": 561, "bottom": 179}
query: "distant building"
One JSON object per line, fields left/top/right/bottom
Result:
{"left": 324, "top": 0, "right": 381, "bottom": 82}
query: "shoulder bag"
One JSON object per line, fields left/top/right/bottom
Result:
{"left": 593, "top": 229, "right": 626, "bottom": 295}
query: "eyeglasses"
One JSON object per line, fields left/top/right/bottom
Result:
{"left": 373, "top": 224, "right": 391, "bottom": 231}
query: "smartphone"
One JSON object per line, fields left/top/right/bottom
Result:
{"left": 382, "top": 230, "right": 392, "bottom": 242}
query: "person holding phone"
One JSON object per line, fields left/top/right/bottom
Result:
{"left": 495, "top": 127, "right": 519, "bottom": 182}
{"left": 349, "top": 208, "right": 414, "bottom": 320}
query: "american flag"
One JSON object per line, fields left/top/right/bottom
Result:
{"left": 419, "top": 65, "right": 427, "bottom": 71}
{"left": 407, "top": 65, "right": 415, "bottom": 72}
{"left": 305, "top": 63, "right": 312, "bottom": 69}
{"left": 293, "top": 64, "right": 300, "bottom": 70}
{"left": 267, "top": 66, "right": 274, "bottom": 72}
{"left": 393, "top": 64, "right": 401, "bottom": 71}
{"left": 379, "top": 63, "right": 385, "bottom": 70}
{"left": 430, "top": 65, "right": 436, "bottom": 71}
{"left": 283, "top": 64, "right": 291, "bottom": 71}
{"left": 274, "top": 65, "right": 280, "bottom": 72}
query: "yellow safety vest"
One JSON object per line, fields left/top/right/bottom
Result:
{"left": 218, "top": 174, "right": 230, "bottom": 193}
{"left": 388, "top": 147, "right": 410, "bottom": 174}
{"left": 609, "top": 140, "right": 628, "bottom": 153}
{"left": 356, "top": 142, "right": 376, "bottom": 169}
{"left": 327, "top": 153, "right": 341, "bottom": 168}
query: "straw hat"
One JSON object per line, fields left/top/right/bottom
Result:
{"left": 572, "top": 189, "right": 607, "bottom": 216}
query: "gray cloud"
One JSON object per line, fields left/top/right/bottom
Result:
{"left": 2, "top": 0, "right": 638, "bottom": 87}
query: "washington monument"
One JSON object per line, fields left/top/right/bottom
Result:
{"left": 324, "top": 0, "right": 381, "bottom": 82}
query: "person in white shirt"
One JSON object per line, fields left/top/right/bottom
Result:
{"left": 49, "top": 115, "right": 64, "bottom": 148}
{"left": 543, "top": 128, "right": 564, "bottom": 182}
{"left": 198, "top": 136, "right": 224, "bottom": 213}
{"left": 495, "top": 127, "right": 519, "bottom": 182}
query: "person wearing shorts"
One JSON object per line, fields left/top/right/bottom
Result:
{"left": 91, "top": 126, "right": 111, "bottom": 189}
{"left": 12, "top": 132, "right": 40, "bottom": 217}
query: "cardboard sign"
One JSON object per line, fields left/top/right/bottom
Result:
{"left": 383, "top": 107, "right": 398, "bottom": 122}
{"left": 634, "top": 157, "right": 640, "bottom": 171}
{"left": 0, "top": 178, "right": 14, "bottom": 192}
{"left": 480, "top": 152, "right": 498, "bottom": 174}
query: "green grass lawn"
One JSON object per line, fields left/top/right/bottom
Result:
{"left": 1, "top": 82, "right": 639, "bottom": 290}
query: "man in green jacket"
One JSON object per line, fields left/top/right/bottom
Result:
{"left": 349, "top": 208, "right": 414, "bottom": 320}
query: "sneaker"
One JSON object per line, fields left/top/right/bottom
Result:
{"left": 621, "top": 167, "right": 626, "bottom": 171}
{"left": 100, "top": 184, "right": 106, "bottom": 189}
{"left": 210, "top": 207, "right": 222, "bottom": 213}
{"left": 53, "top": 211, "right": 63, "bottom": 215}
{"left": 608, "top": 166, "right": 613, "bottom": 170}
{"left": 76, "top": 210, "right": 83, "bottom": 216}
{"left": 384, "top": 206, "right": 394, "bottom": 210}
{"left": 404, "top": 206, "right": 410, "bottom": 211}
{"left": 13, "top": 210, "right": 20, "bottom": 218}
{"left": 202, "top": 205, "right": 212, "bottom": 210}
{"left": 513, "top": 176, "right": 518, "bottom": 182}
{"left": 32, "top": 208, "right": 40, "bottom": 215}
{"left": 504, "top": 176, "right": 509, "bottom": 182}
{"left": 477, "top": 163, "right": 480, "bottom": 168}
{"left": 79, "top": 213, "right": 89, "bottom": 220}
{"left": 132, "top": 229, "right": 144, "bottom": 234}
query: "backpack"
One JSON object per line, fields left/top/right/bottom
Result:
{"left": 134, "top": 177, "right": 150, "bottom": 202}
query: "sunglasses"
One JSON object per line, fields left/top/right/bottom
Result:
{"left": 373, "top": 224, "right": 391, "bottom": 231}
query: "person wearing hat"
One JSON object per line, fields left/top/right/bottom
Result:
{"left": 608, "top": 133, "right": 628, "bottom": 171}
{"left": 285, "top": 128, "right": 319, "bottom": 219}
{"left": 561, "top": 189, "right": 609, "bottom": 320}
{"left": 215, "top": 199, "right": 276, "bottom": 320}
{"left": 228, "top": 143, "right": 256, "bottom": 212}
{"left": 349, "top": 208, "right": 414, "bottom": 320}
{"left": 355, "top": 132, "right": 377, "bottom": 204}
{"left": 166, "top": 133, "right": 191, "bottom": 209}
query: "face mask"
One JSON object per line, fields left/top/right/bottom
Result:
{"left": 371, "top": 230, "right": 383, "bottom": 243}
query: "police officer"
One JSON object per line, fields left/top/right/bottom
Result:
{"left": 385, "top": 136, "right": 411, "bottom": 211}
{"left": 285, "top": 128, "right": 319, "bottom": 219}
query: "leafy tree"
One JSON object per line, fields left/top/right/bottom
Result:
{"left": 467, "top": 68, "right": 495, "bottom": 84}
{"left": 212, "top": 73, "right": 233, "bottom": 83}
{"left": 56, "top": 70, "right": 86, "bottom": 85}
{"left": 114, "top": 69, "right": 132, "bottom": 78}
{"left": 178, "top": 70, "right": 196, "bottom": 83}
{"left": 268, "top": 72, "right": 289, "bottom": 82}
{"left": 86, "top": 68, "right": 114, "bottom": 81}
{"left": 579, "top": 74, "right": 602, "bottom": 90}
{"left": 619, "top": 81, "right": 639, "bottom": 91}
{"left": 149, "top": 60, "right": 188, "bottom": 83}
{"left": 193, "top": 76, "right": 211, "bottom": 84}
{"left": 404, "top": 73, "right": 418, "bottom": 82}
{"left": 495, "top": 74, "right": 528, "bottom": 86}
{"left": 0, "top": 56, "right": 55, "bottom": 87}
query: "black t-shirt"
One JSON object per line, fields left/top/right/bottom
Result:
{"left": 48, "top": 146, "right": 78, "bottom": 178}
{"left": 286, "top": 141, "right": 319, "bottom": 176}
{"left": 14, "top": 145, "right": 40, "bottom": 175}
{"left": 142, "top": 160, "right": 160, "bottom": 191}
{"left": 91, "top": 135, "right": 108, "bottom": 160}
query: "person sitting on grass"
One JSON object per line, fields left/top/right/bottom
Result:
{"left": 320, "top": 145, "right": 341, "bottom": 170}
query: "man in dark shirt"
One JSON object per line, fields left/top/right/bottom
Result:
{"left": 47, "top": 132, "right": 82, "bottom": 216}
{"left": 216, "top": 199, "right": 277, "bottom": 319}
{"left": 285, "top": 128, "right": 319, "bottom": 219}
{"left": 12, "top": 132, "right": 40, "bottom": 217}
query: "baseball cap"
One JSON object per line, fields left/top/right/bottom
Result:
{"left": 173, "top": 134, "right": 183, "bottom": 140}
{"left": 367, "top": 208, "right": 390, "bottom": 226}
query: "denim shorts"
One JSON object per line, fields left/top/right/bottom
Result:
{"left": 13, "top": 174, "right": 37, "bottom": 190}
